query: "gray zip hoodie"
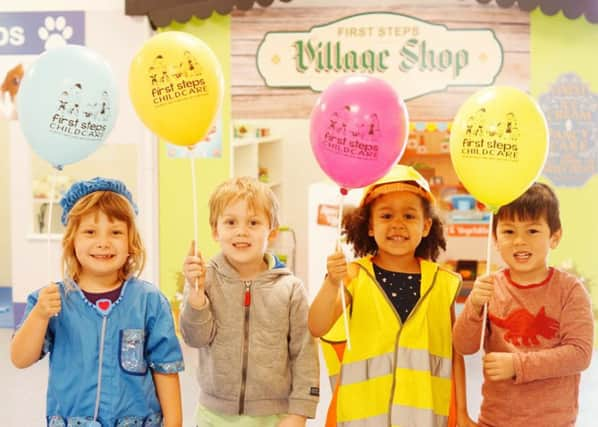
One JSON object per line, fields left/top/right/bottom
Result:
{"left": 180, "top": 252, "right": 319, "bottom": 418}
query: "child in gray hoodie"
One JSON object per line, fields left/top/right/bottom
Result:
{"left": 180, "top": 176, "right": 319, "bottom": 427}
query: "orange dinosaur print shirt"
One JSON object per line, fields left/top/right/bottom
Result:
{"left": 453, "top": 268, "right": 594, "bottom": 427}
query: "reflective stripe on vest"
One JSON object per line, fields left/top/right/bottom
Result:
{"left": 338, "top": 405, "right": 447, "bottom": 427}
{"left": 340, "top": 348, "right": 451, "bottom": 385}
{"left": 392, "top": 405, "right": 447, "bottom": 427}
{"left": 329, "top": 374, "right": 339, "bottom": 390}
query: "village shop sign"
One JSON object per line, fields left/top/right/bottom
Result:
{"left": 257, "top": 12, "right": 503, "bottom": 100}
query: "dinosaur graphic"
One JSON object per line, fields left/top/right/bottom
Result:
{"left": 489, "top": 306, "right": 559, "bottom": 346}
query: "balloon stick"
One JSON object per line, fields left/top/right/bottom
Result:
{"left": 337, "top": 188, "right": 351, "bottom": 351}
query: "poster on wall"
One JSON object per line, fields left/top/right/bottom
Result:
{"left": 0, "top": 11, "right": 85, "bottom": 120}
{"left": 539, "top": 73, "right": 598, "bottom": 187}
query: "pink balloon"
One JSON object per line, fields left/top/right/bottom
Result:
{"left": 310, "top": 75, "right": 408, "bottom": 189}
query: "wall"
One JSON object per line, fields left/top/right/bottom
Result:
{"left": 531, "top": 11, "right": 598, "bottom": 310}
{"left": 231, "top": 0, "right": 529, "bottom": 120}
{"left": 0, "top": 118, "right": 9, "bottom": 285}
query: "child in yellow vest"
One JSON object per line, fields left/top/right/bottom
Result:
{"left": 309, "top": 165, "right": 475, "bottom": 427}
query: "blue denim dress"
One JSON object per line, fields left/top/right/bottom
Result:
{"left": 20, "top": 278, "right": 184, "bottom": 427}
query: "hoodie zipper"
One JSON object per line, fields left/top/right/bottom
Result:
{"left": 238, "top": 280, "right": 252, "bottom": 414}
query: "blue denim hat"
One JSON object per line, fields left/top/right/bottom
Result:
{"left": 60, "top": 177, "right": 138, "bottom": 225}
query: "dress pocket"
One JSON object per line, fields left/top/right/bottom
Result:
{"left": 119, "top": 329, "right": 147, "bottom": 375}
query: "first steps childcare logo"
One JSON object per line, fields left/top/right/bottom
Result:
{"left": 49, "top": 82, "right": 112, "bottom": 141}
{"left": 458, "top": 107, "right": 520, "bottom": 162}
{"left": 322, "top": 107, "right": 381, "bottom": 161}
{"left": 149, "top": 50, "right": 208, "bottom": 107}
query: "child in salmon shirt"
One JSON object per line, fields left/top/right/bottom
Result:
{"left": 453, "top": 183, "right": 594, "bottom": 427}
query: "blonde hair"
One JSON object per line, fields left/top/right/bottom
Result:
{"left": 209, "top": 176, "right": 280, "bottom": 230}
{"left": 62, "top": 191, "right": 146, "bottom": 287}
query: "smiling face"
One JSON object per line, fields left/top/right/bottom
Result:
{"left": 495, "top": 215, "right": 561, "bottom": 284}
{"left": 368, "top": 191, "right": 432, "bottom": 271}
{"left": 74, "top": 210, "right": 130, "bottom": 288}
{"left": 212, "top": 198, "right": 278, "bottom": 278}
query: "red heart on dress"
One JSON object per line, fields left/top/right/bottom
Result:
{"left": 97, "top": 300, "right": 110, "bottom": 311}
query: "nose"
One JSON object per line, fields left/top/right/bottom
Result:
{"left": 390, "top": 217, "right": 406, "bottom": 230}
{"left": 513, "top": 233, "right": 526, "bottom": 245}
{"left": 95, "top": 233, "right": 111, "bottom": 248}
{"left": 236, "top": 224, "right": 249, "bottom": 236}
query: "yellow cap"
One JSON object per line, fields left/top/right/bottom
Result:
{"left": 360, "top": 165, "right": 434, "bottom": 206}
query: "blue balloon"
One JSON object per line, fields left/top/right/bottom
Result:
{"left": 17, "top": 45, "right": 118, "bottom": 169}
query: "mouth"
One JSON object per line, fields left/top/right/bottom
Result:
{"left": 387, "top": 235, "right": 408, "bottom": 242}
{"left": 513, "top": 251, "right": 531, "bottom": 261}
{"left": 91, "top": 254, "right": 116, "bottom": 260}
{"left": 232, "top": 242, "right": 251, "bottom": 249}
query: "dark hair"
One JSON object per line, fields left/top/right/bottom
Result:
{"left": 343, "top": 191, "right": 446, "bottom": 261}
{"left": 492, "top": 182, "right": 561, "bottom": 237}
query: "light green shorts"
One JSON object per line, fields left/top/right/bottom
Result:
{"left": 196, "top": 403, "right": 285, "bottom": 427}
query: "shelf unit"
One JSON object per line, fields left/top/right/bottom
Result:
{"left": 32, "top": 198, "right": 65, "bottom": 235}
{"left": 231, "top": 134, "right": 284, "bottom": 199}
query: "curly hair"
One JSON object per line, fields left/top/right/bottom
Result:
{"left": 62, "top": 191, "right": 146, "bottom": 289}
{"left": 344, "top": 188, "right": 446, "bottom": 261}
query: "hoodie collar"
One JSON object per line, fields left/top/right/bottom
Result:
{"left": 210, "top": 252, "right": 291, "bottom": 282}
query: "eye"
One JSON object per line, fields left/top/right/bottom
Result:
{"left": 250, "top": 219, "right": 261, "bottom": 226}
{"left": 380, "top": 213, "right": 392, "bottom": 220}
{"left": 112, "top": 230, "right": 124, "bottom": 235}
{"left": 224, "top": 219, "right": 235, "bottom": 226}
{"left": 528, "top": 228, "right": 540, "bottom": 234}
{"left": 501, "top": 229, "right": 514, "bottom": 235}
{"left": 404, "top": 213, "right": 416, "bottom": 220}
{"left": 82, "top": 229, "right": 95, "bottom": 235}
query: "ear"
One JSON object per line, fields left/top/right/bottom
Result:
{"left": 211, "top": 226, "right": 219, "bottom": 242}
{"left": 367, "top": 217, "right": 374, "bottom": 236}
{"left": 422, "top": 217, "right": 432, "bottom": 237}
{"left": 549, "top": 228, "right": 562, "bottom": 249}
{"left": 268, "top": 227, "right": 279, "bottom": 243}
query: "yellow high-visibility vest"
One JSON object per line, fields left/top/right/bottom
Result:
{"left": 329, "top": 256, "right": 460, "bottom": 427}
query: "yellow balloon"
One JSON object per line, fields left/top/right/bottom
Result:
{"left": 449, "top": 86, "right": 549, "bottom": 211}
{"left": 129, "top": 31, "right": 223, "bottom": 146}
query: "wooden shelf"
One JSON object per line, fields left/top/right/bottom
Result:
{"left": 232, "top": 135, "right": 281, "bottom": 147}
{"left": 232, "top": 129, "right": 284, "bottom": 203}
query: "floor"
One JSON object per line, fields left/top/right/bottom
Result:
{"left": 1, "top": 320, "right": 598, "bottom": 426}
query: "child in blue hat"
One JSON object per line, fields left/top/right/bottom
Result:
{"left": 11, "top": 177, "right": 184, "bottom": 427}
